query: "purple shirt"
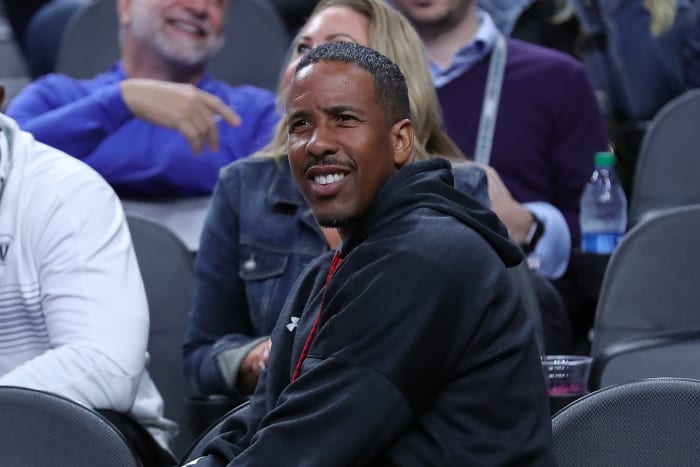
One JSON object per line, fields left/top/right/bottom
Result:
{"left": 438, "top": 39, "right": 609, "bottom": 246}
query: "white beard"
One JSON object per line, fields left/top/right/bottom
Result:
{"left": 128, "top": 1, "right": 224, "bottom": 68}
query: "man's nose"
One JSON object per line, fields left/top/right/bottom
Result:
{"left": 186, "top": 0, "right": 210, "bottom": 15}
{"left": 305, "top": 125, "right": 338, "bottom": 159}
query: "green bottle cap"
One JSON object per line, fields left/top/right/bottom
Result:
{"left": 594, "top": 151, "right": 615, "bottom": 167}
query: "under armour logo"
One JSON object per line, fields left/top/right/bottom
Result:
{"left": 286, "top": 316, "right": 300, "bottom": 332}
{"left": 0, "top": 235, "right": 12, "bottom": 264}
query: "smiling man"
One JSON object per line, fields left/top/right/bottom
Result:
{"left": 286, "top": 55, "right": 411, "bottom": 236}
{"left": 7, "top": 0, "right": 278, "bottom": 196}
{"left": 186, "top": 41, "right": 554, "bottom": 466}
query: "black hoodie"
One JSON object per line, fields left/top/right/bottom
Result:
{"left": 340, "top": 158, "right": 523, "bottom": 266}
{"left": 196, "top": 159, "right": 554, "bottom": 466}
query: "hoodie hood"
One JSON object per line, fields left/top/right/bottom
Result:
{"left": 342, "top": 158, "right": 523, "bottom": 267}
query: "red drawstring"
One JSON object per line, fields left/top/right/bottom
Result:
{"left": 291, "top": 251, "right": 343, "bottom": 382}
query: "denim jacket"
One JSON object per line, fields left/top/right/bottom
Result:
{"left": 184, "top": 157, "right": 328, "bottom": 397}
{"left": 183, "top": 156, "right": 489, "bottom": 397}
{"left": 570, "top": 0, "right": 692, "bottom": 121}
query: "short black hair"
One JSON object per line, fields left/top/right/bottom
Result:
{"left": 295, "top": 41, "right": 410, "bottom": 124}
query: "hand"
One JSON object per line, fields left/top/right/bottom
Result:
{"left": 477, "top": 164, "right": 534, "bottom": 244}
{"left": 237, "top": 338, "right": 271, "bottom": 394}
{"left": 120, "top": 79, "right": 241, "bottom": 154}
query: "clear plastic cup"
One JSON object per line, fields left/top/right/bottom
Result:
{"left": 541, "top": 355, "right": 593, "bottom": 414}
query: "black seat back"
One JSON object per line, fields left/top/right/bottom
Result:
{"left": 0, "top": 385, "right": 142, "bottom": 467}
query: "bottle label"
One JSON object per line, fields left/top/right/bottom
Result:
{"left": 581, "top": 232, "right": 623, "bottom": 254}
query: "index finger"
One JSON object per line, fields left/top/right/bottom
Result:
{"left": 202, "top": 92, "right": 242, "bottom": 127}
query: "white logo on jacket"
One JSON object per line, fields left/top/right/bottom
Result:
{"left": 286, "top": 317, "right": 300, "bottom": 332}
{"left": 0, "top": 235, "right": 13, "bottom": 264}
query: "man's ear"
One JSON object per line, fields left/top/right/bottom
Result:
{"left": 391, "top": 119, "right": 414, "bottom": 168}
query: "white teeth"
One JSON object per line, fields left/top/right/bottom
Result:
{"left": 314, "top": 173, "right": 345, "bottom": 186}
{"left": 172, "top": 21, "right": 201, "bottom": 35}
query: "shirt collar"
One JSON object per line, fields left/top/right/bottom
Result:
{"left": 431, "top": 9, "right": 500, "bottom": 88}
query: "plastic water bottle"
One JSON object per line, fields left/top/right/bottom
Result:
{"left": 580, "top": 152, "right": 628, "bottom": 253}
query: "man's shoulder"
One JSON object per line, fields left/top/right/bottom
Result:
{"left": 10, "top": 74, "right": 80, "bottom": 103}
{"left": 33, "top": 64, "right": 121, "bottom": 88}
{"left": 497, "top": 39, "right": 593, "bottom": 106}
{"left": 9, "top": 131, "right": 120, "bottom": 244}
{"left": 25, "top": 139, "right": 113, "bottom": 193}
{"left": 405, "top": 209, "right": 495, "bottom": 252}
{"left": 219, "top": 156, "right": 281, "bottom": 185}
{"left": 6, "top": 112, "right": 114, "bottom": 199}
{"left": 505, "top": 38, "right": 586, "bottom": 76}
{"left": 9, "top": 67, "right": 120, "bottom": 108}
{"left": 358, "top": 209, "right": 500, "bottom": 272}
{"left": 444, "top": 39, "right": 586, "bottom": 95}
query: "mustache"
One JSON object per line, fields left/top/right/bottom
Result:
{"left": 301, "top": 157, "right": 354, "bottom": 174}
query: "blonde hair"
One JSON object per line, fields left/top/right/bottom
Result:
{"left": 644, "top": 0, "right": 677, "bottom": 36}
{"left": 256, "top": 0, "right": 463, "bottom": 162}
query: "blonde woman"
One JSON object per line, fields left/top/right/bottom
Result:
{"left": 183, "top": 0, "right": 490, "bottom": 398}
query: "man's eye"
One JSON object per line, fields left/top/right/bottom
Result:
{"left": 289, "top": 120, "right": 309, "bottom": 132}
{"left": 338, "top": 115, "right": 355, "bottom": 122}
{"left": 295, "top": 44, "right": 310, "bottom": 55}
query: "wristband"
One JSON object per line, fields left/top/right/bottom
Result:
{"left": 520, "top": 212, "right": 545, "bottom": 254}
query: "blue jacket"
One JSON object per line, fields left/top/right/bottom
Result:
{"left": 6, "top": 62, "right": 279, "bottom": 196}
{"left": 570, "top": 0, "right": 692, "bottom": 121}
{"left": 183, "top": 156, "right": 489, "bottom": 396}
{"left": 683, "top": 2, "right": 700, "bottom": 88}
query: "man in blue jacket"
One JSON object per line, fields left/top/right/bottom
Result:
{"left": 186, "top": 41, "right": 553, "bottom": 467}
{"left": 7, "top": 0, "right": 279, "bottom": 196}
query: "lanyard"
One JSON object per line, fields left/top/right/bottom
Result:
{"left": 473, "top": 32, "right": 507, "bottom": 166}
{"left": 291, "top": 250, "right": 343, "bottom": 382}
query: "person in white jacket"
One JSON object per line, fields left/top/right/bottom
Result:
{"left": 0, "top": 87, "right": 176, "bottom": 464}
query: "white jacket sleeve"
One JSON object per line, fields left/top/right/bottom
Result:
{"left": 0, "top": 151, "right": 149, "bottom": 413}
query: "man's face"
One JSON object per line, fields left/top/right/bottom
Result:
{"left": 282, "top": 6, "right": 370, "bottom": 90}
{"left": 391, "top": 0, "right": 472, "bottom": 29}
{"left": 286, "top": 61, "right": 412, "bottom": 237}
{"left": 124, "top": 0, "right": 226, "bottom": 67}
